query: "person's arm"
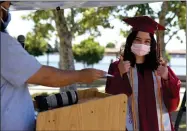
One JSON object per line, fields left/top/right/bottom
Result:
{"left": 162, "top": 66, "right": 181, "bottom": 112}
{"left": 27, "top": 66, "right": 104, "bottom": 87}
{"left": 33, "top": 100, "right": 38, "bottom": 109}
{"left": 1, "top": 33, "right": 105, "bottom": 88}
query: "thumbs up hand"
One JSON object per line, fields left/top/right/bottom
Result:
{"left": 157, "top": 59, "right": 169, "bottom": 80}
{"left": 118, "top": 57, "right": 131, "bottom": 77}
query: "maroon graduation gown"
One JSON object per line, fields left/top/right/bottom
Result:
{"left": 105, "top": 60, "right": 181, "bottom": 131}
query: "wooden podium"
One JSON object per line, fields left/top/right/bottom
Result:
{"left": 36, "top": 88, "right": 128, "bottom": 130}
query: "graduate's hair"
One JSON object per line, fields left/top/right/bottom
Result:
{"left": 123, "top": 31, "right": 159, "bottom": 71}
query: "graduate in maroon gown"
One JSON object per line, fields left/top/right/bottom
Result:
{"left": 105, "top": 16, "right": 181, "bottom": 131}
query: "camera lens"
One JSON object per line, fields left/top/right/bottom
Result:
{"left": 35, "top": 90, "right": 78, "bottom": 111}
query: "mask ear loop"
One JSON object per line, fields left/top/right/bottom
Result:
{"left": 1, "top": 6, "right": 8, "bottom": 12}
{"left": 0, "top": 18, "right": 4, "bottom": 24}
{"left": 0, "top": 6, "right": 5, "bottom": 23}
{"left": 0, "top": 6, "right": 8, "bottom": 24}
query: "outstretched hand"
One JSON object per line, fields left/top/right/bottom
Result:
{"left": 79, "top": 68, "right": 106, "bottom": 84}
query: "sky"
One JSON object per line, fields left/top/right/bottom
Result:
{"left": 7, "top": 2, "right": 186, "bottom": 51}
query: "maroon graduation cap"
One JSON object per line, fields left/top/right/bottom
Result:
{"left": 123, "top": 16, "right": 165, "bottom": 34}
{"left": 123, "top": 16, "right": 166, "bottom": 59}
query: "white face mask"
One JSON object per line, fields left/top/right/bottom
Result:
{"left": 131, "top": 43, "right": 151, "bottom": 56}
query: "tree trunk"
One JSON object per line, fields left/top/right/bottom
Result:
{"left": 53, "top": 9, "right": 77, "bottom": 92}
{"left": 158, "top": 1, "right": 168, "bottom": 59}
{"left": 46, "top": 53, "right": 49, "bottom": 66}
{"left": 83, "top": 63, "right": 86, "bottom": 68}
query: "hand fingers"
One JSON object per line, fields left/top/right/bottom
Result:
{"left": 87, "top": 72, "right": 104, "bottom": 82}
{"left": 119, "top": 56, "right": 124, "bottom": 61}
{"left": 94, "top": 70, "right": 107, "bottom": 77}
{"left": 123, "top": 65, "right": 131, "bottom": 73}
{"left": 119, "top": 61, "right": 130, "bottom": 68}
{"left": 159, "top": 57, "right": 165, "bottom": 63}
{"left": 94, "top": 69, "right": 105, "bottom": 75}
{"left": 125, "top": 64, "right": 131, "bottom": 69}
{"left": 99, "top": 71, "right": 106, "bottom": 76}
{"left": 159, "top": 61, "right": 165, "bottom": 66}
{"left": 81, "top": 69, "right": 106, "bottom": 83}
{"left": 157, "top": 65, "right": 166, "bottom": 73}
{"left": 123, "top": 61, "right": 131, "bottom": 68}
{"left": 123, "top": 62, "right": 130, "bottom": 66}
{"left": 158, "top": 64, "right": 164, "bottom": 69}
{"left": 156, "top": 69, "right": 161, "bottom": 75}
{"left": 125, "top": 63, "right": 131, "bottom": 67}
{"left": 159, "top": 59, "right": 167, "bottom": 66}
{"left": 123, "top": 61, "right": 130, "bottom": 64}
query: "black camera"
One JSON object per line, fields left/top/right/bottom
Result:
{"left": 34, "top": 90, "right": 78, "bottom": 112}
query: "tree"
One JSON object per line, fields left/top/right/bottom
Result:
{"left": 120, "top": 1, "right": 186, "bottom": 59}
{"left": 106, "top": 42, "right": 115, "bottom": 48}
{"left": 24, "top": 32, "right": 48, "bottom": 57}
{"left": 73, "top": 38, "right": 105, "bottom": 67}
{"left": 23, "top": 7, "right": 117, "bottom": 91}
{"left": 24, "top": 31, "right": 54, "bottom": 57}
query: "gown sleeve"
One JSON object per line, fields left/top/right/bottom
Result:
{"left": 162, "top": 66, "right": 181, "bottom": 112}
{"left": 105, "top": 61, "right": 132, "bottom": 97}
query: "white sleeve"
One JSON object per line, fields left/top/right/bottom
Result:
{"left": 1, "top": 33, "right": 42, "bottom": 87}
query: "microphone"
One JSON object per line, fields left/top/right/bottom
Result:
{"left": 17, "top": 35, "right": 25, "bottom": 48}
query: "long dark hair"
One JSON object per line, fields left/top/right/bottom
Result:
{"left": 123, "top": 31, "right": 159, "bottom": 71}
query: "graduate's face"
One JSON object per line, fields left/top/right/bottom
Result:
{"left": 132, "top": 31, "right": 151, "bottom": 45}
{"left": 130, "top": 31, "right": 151, "bottom": 57}
{"left": 124, "top": 31, "right": 159, "bottom": 70}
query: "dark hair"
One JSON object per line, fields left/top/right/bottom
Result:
{"left": 123, "top": 31, "right": 159, "bottom": 71}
